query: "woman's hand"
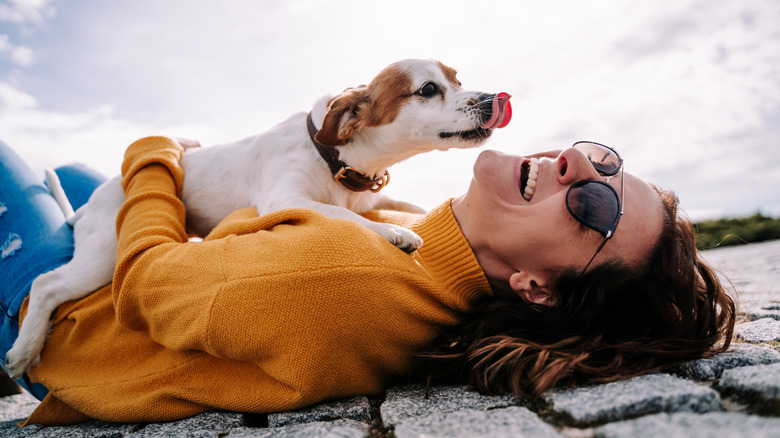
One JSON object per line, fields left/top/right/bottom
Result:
{"left": 173, "top": 138, "right": 202, "bottom": 150}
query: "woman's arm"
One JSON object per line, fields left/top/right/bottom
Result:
{"left": 112, "top": 136, "right": 220, "bottom": 349}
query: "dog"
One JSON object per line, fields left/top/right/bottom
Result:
{"left": 5, "top": 58, "right": 512, "bottom": 378}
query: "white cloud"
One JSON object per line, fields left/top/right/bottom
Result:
{"left": 0, "top": 35, "right": 34, "bottom": 66}
{"left": 0, "top": 33, "right": 10, "bottom": 51}
{"left": 0, "top": 80, "right": 35, "bottom": 107}
{"left": 9, "top": 44, "right": 32, "bottom": 65}
{"left": 0, "top": 0, "right": 55, "bottom": 24}
{"left": 0, "top": 81, "right": 213, "bottom": 179}
{"left": 0, "top": 0, "right": 56, "bottom": 66}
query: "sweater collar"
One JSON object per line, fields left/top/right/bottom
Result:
{"left": 411, "top": 200, "right": 493, "bottom": 310}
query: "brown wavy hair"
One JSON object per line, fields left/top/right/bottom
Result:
{"left": 419, "top": 187, "right": 736, "bottom": 397}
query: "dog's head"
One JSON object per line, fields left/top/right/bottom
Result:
{"left": 315, "top": 59, "right": 511, "bottom": 153}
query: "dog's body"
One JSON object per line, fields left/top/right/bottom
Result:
{"left": 5, "top": 59, "right": 511, "bottom": 378}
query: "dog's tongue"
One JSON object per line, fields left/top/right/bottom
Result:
{"left": 481, "top": 92, "right": 512, "bottom": 130}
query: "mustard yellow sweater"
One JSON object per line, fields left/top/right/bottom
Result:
{"left": 21, "top": 137, "right": 492, "bottom": 425}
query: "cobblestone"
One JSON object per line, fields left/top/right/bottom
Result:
{"left": 542, "top": 373, "right": 723, "bottom": 425}
{"left": 226, "top": 419, "right": 367, "bottom": 437}
{"left": 594, "top": 412, "right": 780, "bottom": 438}
{"left": 736, "top": 318, "right": 780, "bottom": 342}
{"left": 746, "top": 307, "right": 780, "bottom": 322}
{"left": 267, "top": 395, "right": 370, "bottom": 427}
{"left": 380, "top": 384, "right": 515, "bottom": 425}
{"left": 392, "top": 406, "right": 562, "bottom": 438}
{"left": 674, "top": 343, "right": 780, "bottom": 380}
{"left": 719, "top": 362, "right": 780, "bottom": 401}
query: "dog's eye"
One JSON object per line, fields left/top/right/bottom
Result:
{"left": 416, "top": 82, "right": 439, "bottom": 97}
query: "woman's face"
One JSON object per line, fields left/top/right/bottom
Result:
{"left": 451, "top": 147, "right": 664, "bottom": 301}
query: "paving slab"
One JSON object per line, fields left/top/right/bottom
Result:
{"left": 380, "top": 384, "right": 515, "bottom": 426}
{"left": 736, "top": 318, "right": 780, "bottom": 343}
{"left": 393, "top": 405, "right": 562, "bottom": 438}
{"left": 542, "top": 373, "right": 722, "bottom": 424}
{"left": 594, "top": 412, "right": 780, "bottom": 438}
{"left": 674, "top": 343, "right": 780, "bottom": 380}
{"left": 226, "top": 419, "right": 367, "bottom": 437}
{"left": 719, "top": 362, "right": 780, "bottom": 401}
{"left": 267, "top": 395, "right": 370, "bottom": 427}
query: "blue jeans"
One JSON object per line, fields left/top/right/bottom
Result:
{"left": 0, "top": 140, "right": 106, "bottom": 400}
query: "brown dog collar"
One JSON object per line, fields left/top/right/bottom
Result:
{"left": 306, "top": 112, "right": 389, "bottom": 193}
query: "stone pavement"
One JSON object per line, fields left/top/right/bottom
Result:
{"left": 1, "top": 241, "right": 779, "bottom": 437}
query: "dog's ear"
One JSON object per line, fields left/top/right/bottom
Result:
{"left": 316, "top": 86, "right": 369, "bottom": 146}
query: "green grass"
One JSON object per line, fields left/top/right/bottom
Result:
{"left": 694, "top": 213, "right": 780, "bottom": 250}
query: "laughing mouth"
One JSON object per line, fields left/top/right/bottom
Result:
{"left": 439, "top": 127, "right": 493, "bottom": 141}
{"left": 519, "top": 157, "right": 540, "bottom": 202}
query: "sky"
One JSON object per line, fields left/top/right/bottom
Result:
{"left": 1, "top": 0, "right": 778, "bottom": 221}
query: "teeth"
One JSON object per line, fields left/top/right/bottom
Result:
{"left": 522, "top": 158, "right": 540, "bottom": 202}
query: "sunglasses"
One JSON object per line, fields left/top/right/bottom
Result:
{"left": 565, "top": 141, "right": 624, "bottom": 275}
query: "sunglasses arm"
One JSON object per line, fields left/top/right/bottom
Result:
{"left": 580, "top": 235, "right": 610, "bottom": 276}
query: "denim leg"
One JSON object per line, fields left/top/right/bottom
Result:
{"left": 0, "top": 140, "right": 105, "bottom": 400}
{"left": 52, "top": 163, "right": 108, "bottom": 211}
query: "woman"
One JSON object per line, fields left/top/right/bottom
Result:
{"left": 422, "top": 148, "right": 736, "bottom": 396}
{"left": 0, "top": 137, "right": 734, "bottom": 425}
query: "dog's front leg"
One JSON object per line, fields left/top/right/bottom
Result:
{"left": 270, "top": 200, "right": 423, "bottom": 253}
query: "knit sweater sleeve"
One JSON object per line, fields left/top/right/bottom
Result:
{"left": 112, "top": 136, "right": 220, "bottom": 349}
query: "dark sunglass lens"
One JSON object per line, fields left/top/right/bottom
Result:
{"left": 573, "top": 142, "right": 621, "bottom": 176}
{"left": 566, "top": 181, "right": 621, "bottom": 237}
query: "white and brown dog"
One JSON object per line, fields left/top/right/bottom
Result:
{"left": 5, "top": 58, "right": 512, "bottom": 378}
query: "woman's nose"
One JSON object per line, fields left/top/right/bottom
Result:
{"left": 556, "top": 147, "right": 602, "bottom": 186}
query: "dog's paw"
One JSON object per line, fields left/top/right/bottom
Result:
{"left": 5, "top": 344, "right": 41, "bottom": 380}
{"left": 373, "top": 223, "right": 423, "bottom": 253}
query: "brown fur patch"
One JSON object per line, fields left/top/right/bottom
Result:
{"left": 437, "top": 61, "right": 461, "bottom": 87}
{"left": 362, "top": 64, "right": 414, "bottom": 128}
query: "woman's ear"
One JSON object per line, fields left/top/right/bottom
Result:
{"left": 509, "top": 271, "right": 551, "bottom": 306}
{"left": 315, "top": 86, "right": 369, "bottom": 146}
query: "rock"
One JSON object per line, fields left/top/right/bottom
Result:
{"left": 126, "top": 411, "right": 243, "bottom": 437}
{"left": 719, "top": 362, "right": 780, "bottom": 401}
{"left": 227, "top": 419, "right": 367, "bottom": 437}
{"left": 674, "top": 343, "right": 780, "bottom": 380}
{"left": 0, "top": 419, "right": 42, "bottom": 438}
{"left": 542, "top": 373, "right": 722, "bottom": 424}
{"left": 745, "top": 307, "right": 780, "bottom": 322}
{"left": 380, "top": 384, "right": 515, "bottom": 426}
{"left": 735, "top": 318, "right": 780, "bottom": 343}
{"left": 30, "top": 420, "right": 138, "bottom": 438}
{"left": 594, "top": 412, "right": 780, "bottom": 438}
{"left": 393, "top": 406, "right": 562, "bottom": 438}
{"left": 267, "top": 396, "right": 370, "bottom": 427}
